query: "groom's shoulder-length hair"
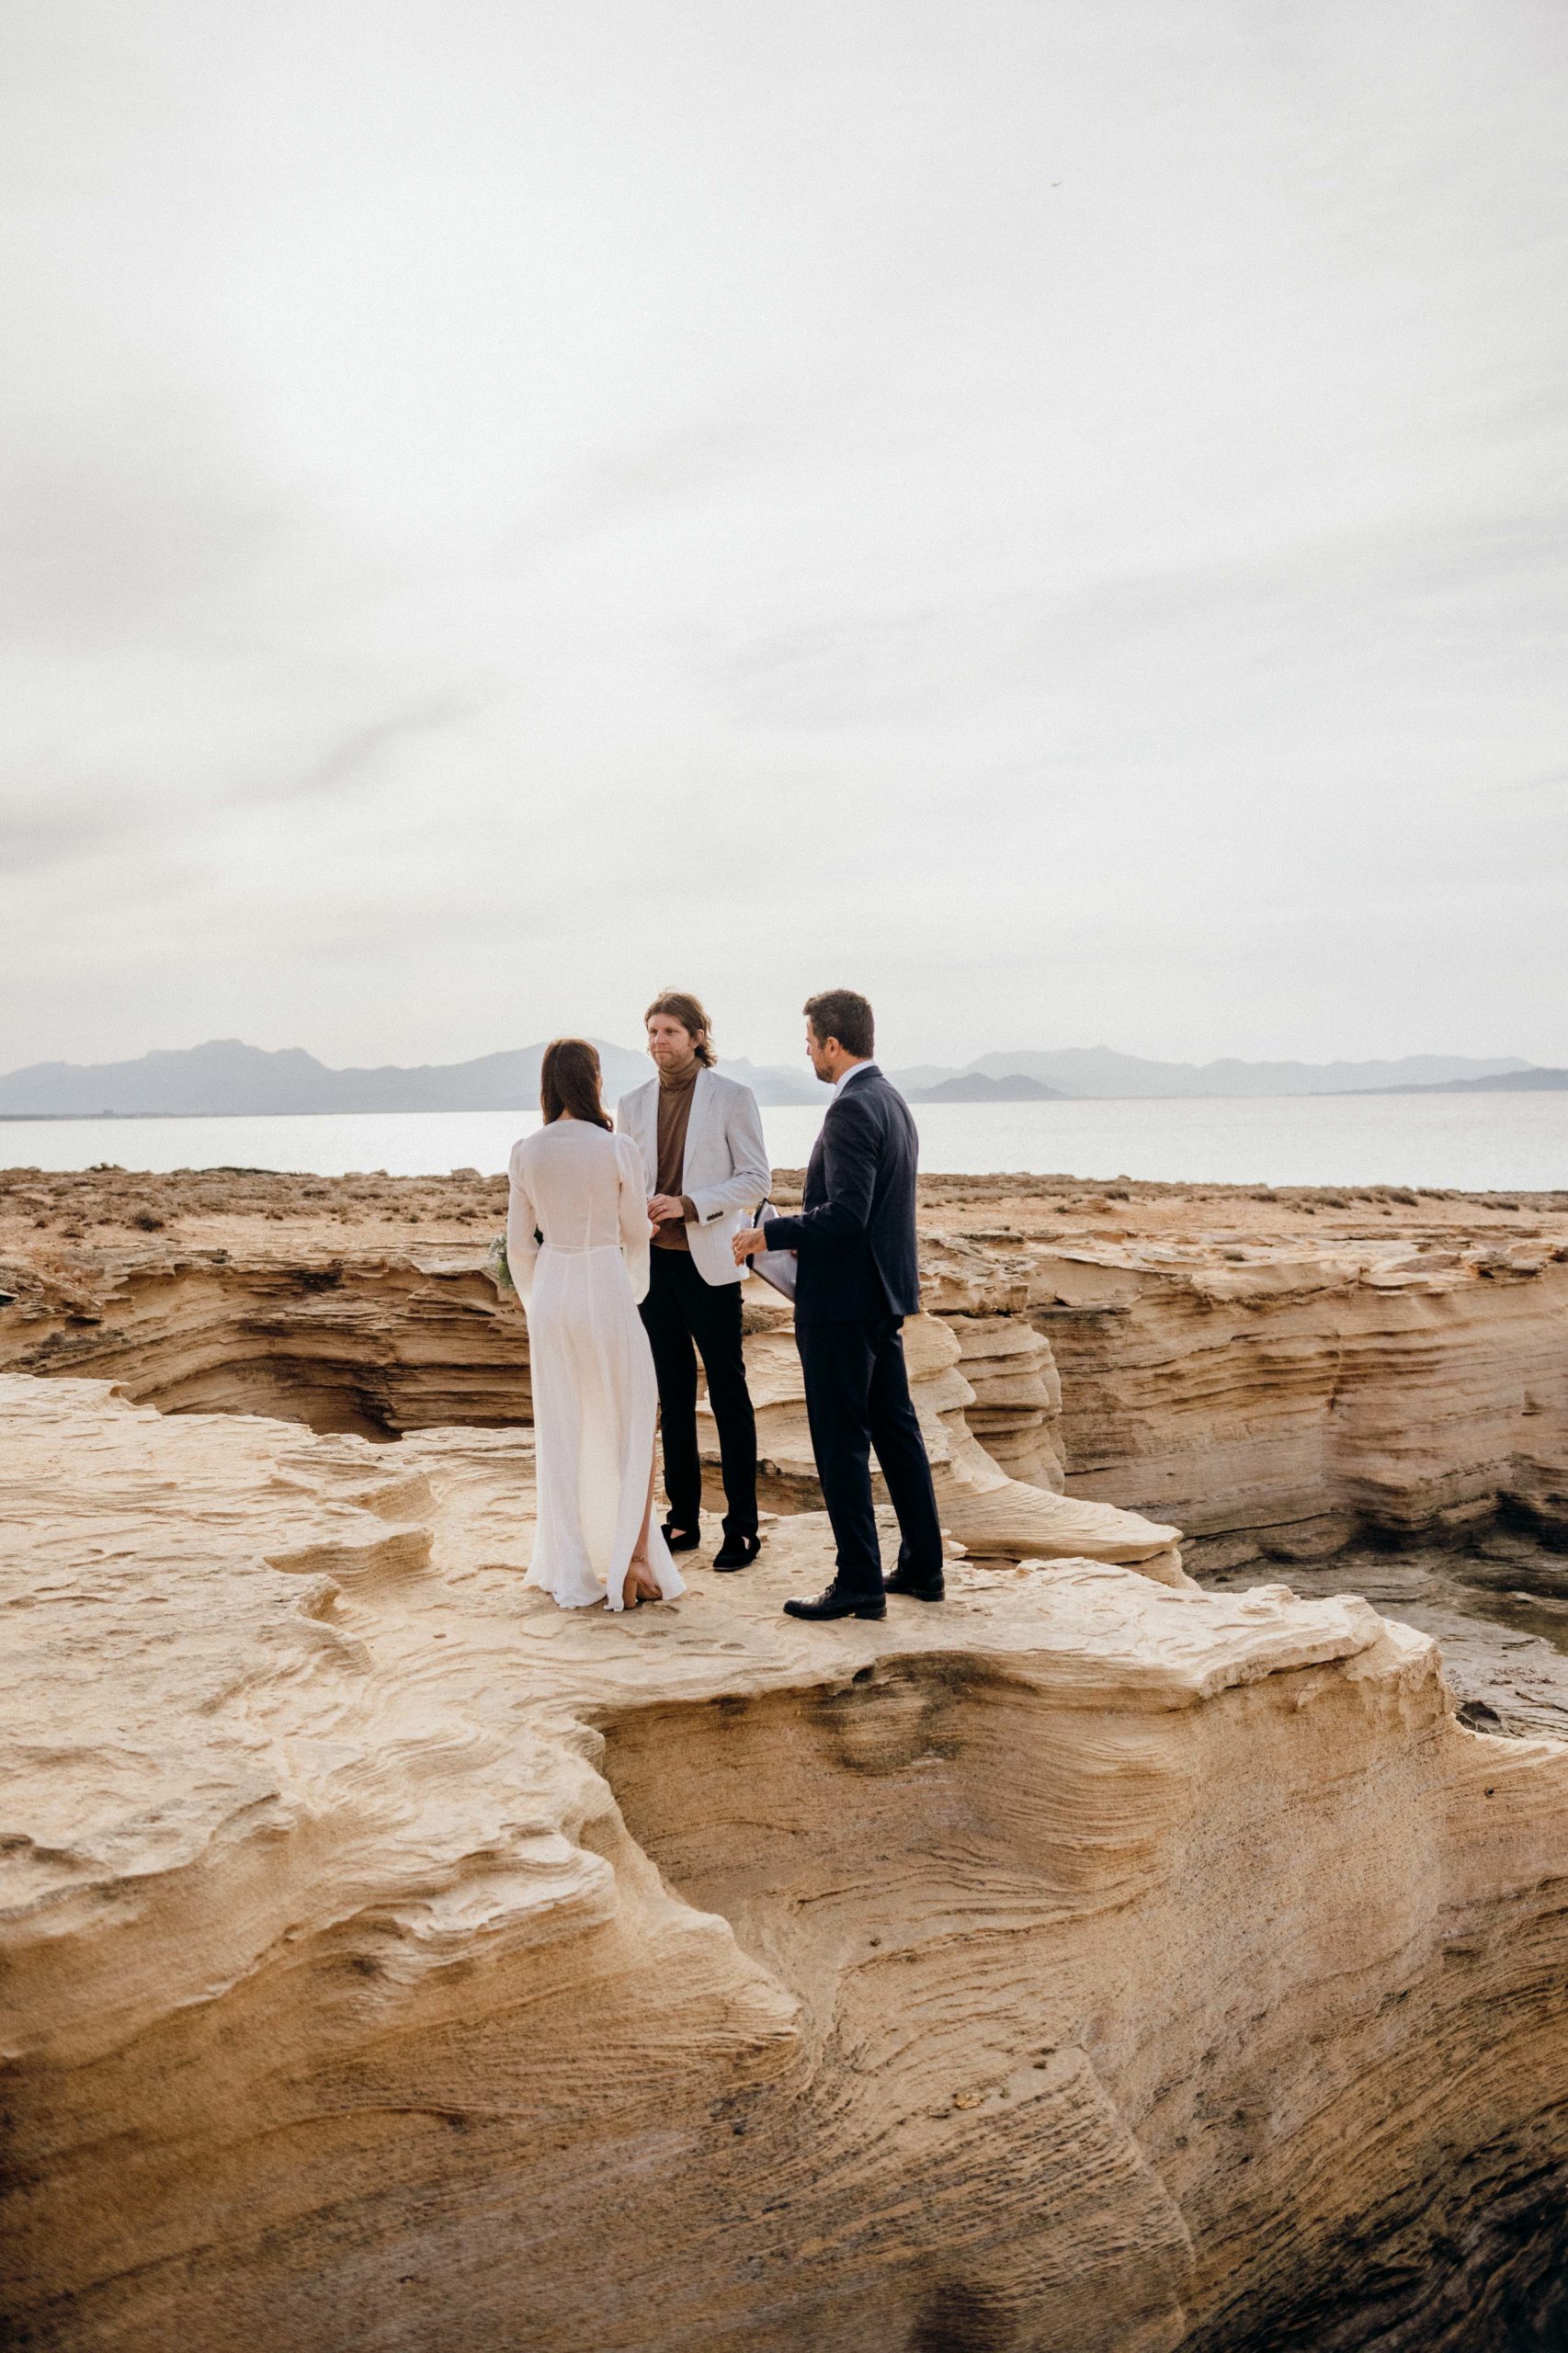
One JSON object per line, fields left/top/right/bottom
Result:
{"left": 644, "top": 989, "right": 717, "bottom": 1068}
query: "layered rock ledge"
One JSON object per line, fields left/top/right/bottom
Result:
{"left": 6, "top": 1163, "right": 1568, "bottom": 1729}
{"left": 6, "top": 1373, "right": 1568, "bottom": 2352}
{"left": 5, "top": 1167, "right": 1567, "bottom": 1549}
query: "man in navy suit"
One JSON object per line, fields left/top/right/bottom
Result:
{"left": 733, "top": 988, "right": 945, "bottom": 1620}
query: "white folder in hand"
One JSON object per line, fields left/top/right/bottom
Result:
{"left": 747, "top": 1201, "right": 798, "bottom": 1302}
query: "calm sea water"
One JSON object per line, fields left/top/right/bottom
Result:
{"left": 1, "top": 1092, "right": 1563, "bottom": 1192}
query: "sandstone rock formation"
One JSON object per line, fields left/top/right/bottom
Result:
{"left": 945, "top": 1310, "right": 1064, "bottom": 1487}
{"left": 0, "top": 1169, "right": 1181, "bottom": 1574}
{"left": 1202, "top": 1534, "right": 1568, "bottom": 1744}
{"left": 0, "top": 1231, "right": 526, "bottom": 1437}
{"left": 729, "top": 1282, "right": 1180, "bottom": 1573}
{"left": 1028, "top": 1236, "right": 1568, "bottom": 1561}
{"left": 17, "top": 1165, "right": 1567, "bottom": 1574}
{"left": 6, "top": 1370, "right": 1568, "bottom": 2352}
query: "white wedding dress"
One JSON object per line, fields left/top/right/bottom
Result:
{"left": 506, "top": 1119, "right": 685, "bottom": 1611}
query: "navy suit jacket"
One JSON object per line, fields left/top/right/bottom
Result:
{"left": 763, "top": 1066, "right": 922, "bottom": 1325}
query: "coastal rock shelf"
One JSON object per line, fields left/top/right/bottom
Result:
{"left": 3, "top": 1165, "right": 1563, "bottom": 1563}
{"left": 1028, "top": 1242, "right": 1568, "bottom": 1561}
{"left": 725, "top": 1290, "right": 1180, "bottom": 1572}
{"left": 0, "top": 1166, "right": 1182, "bottom": 1574}
{"left": 0, "top": 1236, "right": 528, "bottom": 1438}
{"left": 6, "top": 1372, "right": 1568, "bottom": 2352}
{"left": 910, "top": 1211, "right": 1568, "bottom": 1564}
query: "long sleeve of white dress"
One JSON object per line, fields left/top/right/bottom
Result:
{"left": 506, "top": 1140, "right": 542, "bottom": 1303}
{"left": 616, "top": 1132, "right": 654, "bottom": 1303}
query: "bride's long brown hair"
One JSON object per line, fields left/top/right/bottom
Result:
{"left": 540, "top": 1038, "right": 612, "bottom": 1131}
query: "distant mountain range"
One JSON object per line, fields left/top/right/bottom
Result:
{"left": 0, "top": 1039, "right": 654, "bottom": 1119}
{"left": 887, "top": 1048, "right": 1538, "bottom": 1099}
{"left": 0, "top": 1038, "right": 1546, "bottom": 1119}
{"left": 903, "top": 1072, "right": 1067, "bottom": 1104}
{"left": 1401, "top": 1065, "right": 1568, "bottom": 1094}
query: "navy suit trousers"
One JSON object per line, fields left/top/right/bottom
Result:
{"left": 640, "top": 1249, "right": 757, "bottom": 1540}
{"left": 795, "top": 1315, "right": 944, "bottom": 1598}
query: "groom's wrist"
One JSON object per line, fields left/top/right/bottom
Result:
{"left": 680, "top": 1195, "right": 698, "bottom": 1222}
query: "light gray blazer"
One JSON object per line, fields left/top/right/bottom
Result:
{"left": 615, "top": 1065, "right": 769, "bottom": 1288}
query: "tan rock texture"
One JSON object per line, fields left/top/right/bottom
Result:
{"left": 727, "top": 1286, "right": 1180, "bottom": 1572}
{"left": 0, "top": 1166, "right": 1182, "bottom": 1573}
{"left": 1031, "top": 1238, "right": 1568, "bottom": 1559}
{"left": 6, "top": 1371, "right": 1568, "bottom": 2352}
{"left": 8, "top": 1165, "right": 1566, "bottom": 1569}
{"left": 0, "top": 1171, "right": 526, "bottom": 1438}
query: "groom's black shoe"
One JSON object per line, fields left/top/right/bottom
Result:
{"left": 783, "top": 1585, "right": 886, "bottom": 1621}
{"left": 882, "top": 1567, "right": 945, "bottom": 1602}
{"left": 661, "top": 1522, "right": 702, "bottom": 1553}
{"left": 713, "top": 1531, "right": 761, "bottom": 1573}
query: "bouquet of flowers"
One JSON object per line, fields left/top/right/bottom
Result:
{"left": 483, "top": 1233, "right": 516, "bottom": 1296}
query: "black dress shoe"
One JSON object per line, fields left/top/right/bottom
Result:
{"left": 883, "top": 1568, "right": 946, "bottom": 1602}
{"left": 713, "top": 1532, "right": 762, "bottom": 1573}
{"left": 661, "top": 1522, "right": 702, "bottom": 1553}
{"left": 782, "top": 1586, "right": 886, "bottom": 1621}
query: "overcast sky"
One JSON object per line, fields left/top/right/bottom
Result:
{"left": 2, "top": 0, "right": 1563, "bottom": 1074}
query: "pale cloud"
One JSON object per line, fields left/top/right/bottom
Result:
{"left": 1, "top": 0, "right": 1564, "bottom": 1075}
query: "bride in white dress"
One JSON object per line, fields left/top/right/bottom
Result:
{"left": 507, "top": 1040, "right": 685, "bottom": 1612}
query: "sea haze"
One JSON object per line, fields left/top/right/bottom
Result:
{"left": 3, "top": 1092, "right": 1564, "bottom": 1194}
{"left": 0, "top": 1038, "right": 1539, "bottom": 1118}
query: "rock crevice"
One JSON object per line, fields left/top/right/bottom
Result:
{"left": 6, "top": 1373, "right": 1568, "bottom": 2351}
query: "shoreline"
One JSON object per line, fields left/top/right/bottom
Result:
{"left": 3, "top": 1080, "right": 1566, "bottom": 1125}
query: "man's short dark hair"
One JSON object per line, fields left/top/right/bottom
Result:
{"left": 804, "top": 989, "right": 874, "bottom": 1060}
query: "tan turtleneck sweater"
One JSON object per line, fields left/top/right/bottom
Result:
{"left": 651, "top": 1062, "right": 700, "bottom": 1251}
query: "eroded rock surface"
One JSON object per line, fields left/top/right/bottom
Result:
{"left": 10, "top": 1165, "right": 1567, "bottom": 1561}
{"left": 6, "top": 1373, "right": 1568, "bottom": 2353}
{"left": 1204, "top": 1533, "right": 1568, "bottom": 1743}
{"left": 1032, "top": 1241, "right": 1568, "bottom": 1561}
{"left": 731, "top": 1284, "right": 1181, "bottom": 1572}
{"left": 4, "top": 1167, "right": 1563, "bottom": 1565}
{"left": 0, "top": 1183, "right": 527, "bottom": 1438}
{"left": 0, "top": 1164, "right": 1184, "bottom": 1573}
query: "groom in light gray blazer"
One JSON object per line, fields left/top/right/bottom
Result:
{"left": 617, "top": 990, "right": 768, "bottom": 1570}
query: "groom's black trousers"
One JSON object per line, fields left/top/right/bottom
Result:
{"left": 796, "top": 1314, "right": 944, "bottom": 1600}
{"left": 640, "top": 1248, "right": 758, "bottom": 1541}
